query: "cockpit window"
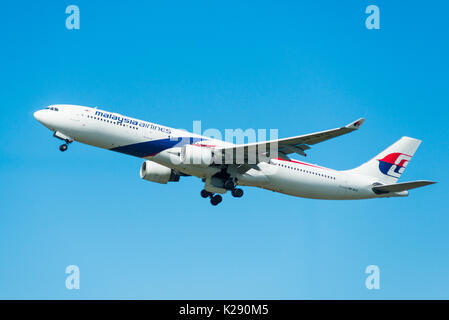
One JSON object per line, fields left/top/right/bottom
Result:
{"left": 46, "top": 107, "right": 59, "bottom": 111}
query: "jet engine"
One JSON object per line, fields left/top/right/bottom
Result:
{"left": 140, "top": 161, "right": 180, "bottom": 184}
{"left": 180, "top": 145, "right": 214, "bottom": 168}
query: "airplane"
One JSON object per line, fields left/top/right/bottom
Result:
{"left": 33, "top": 104, "right": 435, "bottom": 206}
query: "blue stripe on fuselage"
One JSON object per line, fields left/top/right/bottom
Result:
{"left": 110, "top": 137, "right": 204, "bottom": 157}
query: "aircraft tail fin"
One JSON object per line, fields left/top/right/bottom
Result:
{"left": 349, "top": 136, "right": 421, "bottom": 184}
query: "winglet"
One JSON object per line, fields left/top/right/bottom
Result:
{"left": 345, "top": 118, "right": 365, "bottom": 130}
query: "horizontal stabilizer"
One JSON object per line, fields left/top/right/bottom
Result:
{"left": 372, "top": 180, "right": 436, "bottom": 194}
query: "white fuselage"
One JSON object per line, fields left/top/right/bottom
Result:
{"left": 33, "top": 105, "right": 406, "bottom": 200}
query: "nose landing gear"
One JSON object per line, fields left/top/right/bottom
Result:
{"left": 59, "top": 144, "right": 68, "bottom": 152}
{"left": 53, "top": 131, "right": 73, "bottom": 152}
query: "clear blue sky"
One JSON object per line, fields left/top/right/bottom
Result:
{"left": 0, "top": 1, "right": 448, "bottom": 299}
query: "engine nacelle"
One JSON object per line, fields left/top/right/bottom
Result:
{"left": 140, "top": 161, "right": 180, "bottom": 184}
{"left": 180, "top": 145, "right": 214, "bottom": 168}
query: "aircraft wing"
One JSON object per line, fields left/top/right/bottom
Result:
{"left": 214, "top": 118, "right": 365, "bottom": 164}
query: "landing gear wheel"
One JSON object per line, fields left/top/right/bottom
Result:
{"left": 210, "top": 194, "right": 222, "bottom": 206}
{"left": 231, "top": 188, "right": 244, "bottom": 198}
{"left": 200, "top": 189, "right": 211, "bottom": 198}
{"left": 59, "top": 144, "right": 68, "bottom": 152}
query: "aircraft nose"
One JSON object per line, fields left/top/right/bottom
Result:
{"left": 33, "top": 110, "right": 46, "bottom": 123}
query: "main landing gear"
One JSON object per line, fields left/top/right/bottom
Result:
{"left": 225, "top": 178, "right": 244, "bottom": 198}
{"left": 201, "top": 189, "right": 223, "bottom": 206}
{"left": 201, "top": 170, "right": 244, "bottom": 206}
{"left": 200, "top": 182, "right": 244, "bottom": 206}
{"left": 231, "top": 188, "right": 244, "bottom": 198}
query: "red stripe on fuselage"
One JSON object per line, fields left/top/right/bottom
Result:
{"left": 275, "top": 158, "right": 332, "bottom": 171}
{"left": 192, "top": 144, "right": 216, "bottom": 148}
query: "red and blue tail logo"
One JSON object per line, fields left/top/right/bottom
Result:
{"left": 378, "top": 153, "right": 411, "bottom": 178}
